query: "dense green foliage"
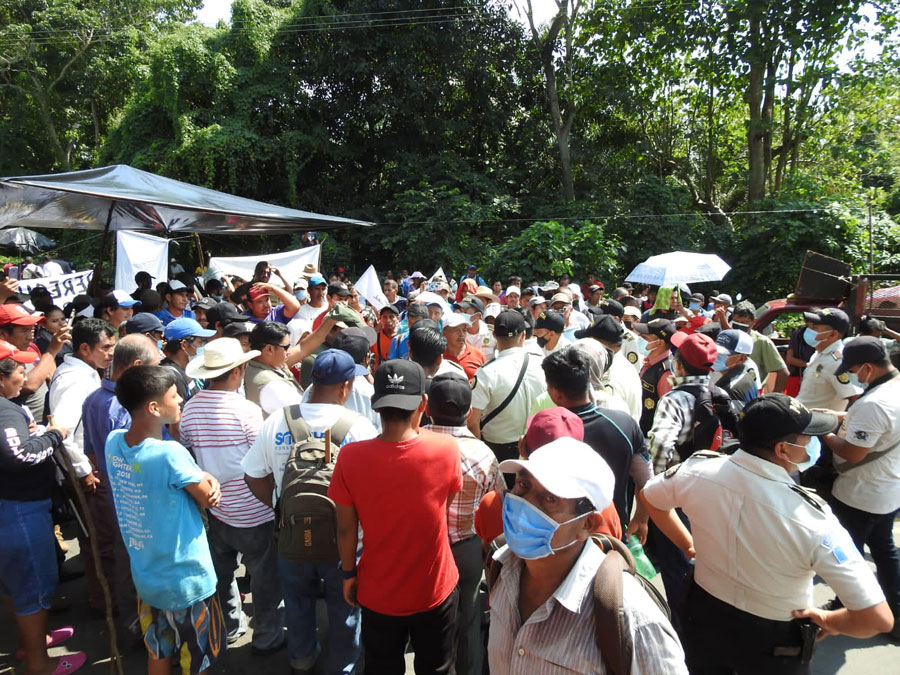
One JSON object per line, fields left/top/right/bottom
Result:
{"left": 3, "top": 0, "right": 900, "bottom": 300}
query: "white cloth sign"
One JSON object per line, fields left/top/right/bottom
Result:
{"left": 115, "top": 231, "right": 170, "bottom": 292}
{"left": 209, "top": 245, "right": 320, "bottom": 288}
{"left": 18, "top": 270, "right": 93, "bottom": 308}
{"left": 354, "top": 265, "right": 388, "bottom": 311}
{"left": 429, "top": 267, "right": 447, "bottom": 282}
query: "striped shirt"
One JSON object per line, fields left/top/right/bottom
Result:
{"left": 180, "top": 389, "right": 272, "bottom": 528}
{"left": 488, "top": 540, "right": 687, "bottom": 674}
{"left": 426, "top": 424, "right": 504, "bottom": 543}
{"left": 648, "top": 375, "right": 710, "bottom": 474}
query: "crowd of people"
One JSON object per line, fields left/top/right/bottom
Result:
{"left": 1, "top": 257, "right": 899, "bottom": 675}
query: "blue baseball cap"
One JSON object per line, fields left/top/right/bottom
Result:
{"left": 311, "top": 349, "right": 361, "bottom": 385}
{"left": 308, "top": 274, "right": 327, "bottom": 287}
{"left": 164, "top": 317, "right": 216, "bottom": 341}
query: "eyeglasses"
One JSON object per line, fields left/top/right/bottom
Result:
{"left": 268, "top": 343, "right": 290, "bottom": 351}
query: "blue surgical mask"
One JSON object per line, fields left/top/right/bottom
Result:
{"left": 502, "top": 493, "right": 588, "bottom": 560}
{"left": 636, "top": 337, "right": 651, "bottom": 358}
{"left": 712, "top": 352, "right": 730, "bottom": 372}
{"left": 848, "top": 366, "right": 869, "bottom": 390}
{"left": 784, "top": 436, "right": 821, "bottom": 473}
{"left": 294, "top": 290, "right": 307, "bottom": 302}
{"left": 156, "top": 339, "right": 163, "bottom": 352}
{"left": 194, "top": 346, "right": 204, "bottom": 358}
{"left": 210, "top": 294, "right": 223, "bottom": 303}
{"left": 689, "top": 301, "right": 701, "bottom": 311}
{"left": 802, "top": 327, "right": 821, "bottom": 348}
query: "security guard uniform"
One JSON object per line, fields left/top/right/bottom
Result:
{"left": 470, "top": 346, "right": 546, "bottom": 462}
{"left": 621, "top": 327, "right": 644, "bottom": 373}
{"left": 796, "top": 340, "right": 861, "bottom": 411}
{"left": 639, "top": 352, "right": 672, "bottom": 435}
{"left": 643, "top": 447, "right": 885, "bottom": 674}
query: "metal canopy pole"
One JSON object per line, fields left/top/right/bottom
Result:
{"left": 90, "top": 200, "right": 116, "bottom": 296}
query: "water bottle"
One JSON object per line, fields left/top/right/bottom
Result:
{"left": 628, "top": 537, "right": 658, "bottom": 580}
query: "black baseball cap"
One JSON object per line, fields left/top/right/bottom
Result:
{"left": 739, "top": 393, "right": 839, "bottom": 447}
{"left": 494, "top": 310, "right": 526, "bottom": 338}
{"left": 409, "top": 318, "right": 439, "bottom": 334}
{"left": 334, "top": 327, "right": 374, "bottom": 366}
{"left": 222, "top": 320, "right": 254, "bottom": 338}
{"left": 380, "top": 303, "right": 400, "bottom": 315}
{"left": 207, "top": 302, "right": 243, "bottom": 330}
{"left": 427, "top": 372, "right": 472, "bottom": 425}
{"left": 534, "top": 310, "right": 565, "bottom": 333}
{"left": 575, "top": 314, "right": 624, "bottom": 344}
{"left": 328, "top": 282, "right": 351, "bottom": 298}
{"left": 124, "top": 312, "right": 164, "bottom": 335}
{"left": 836, "top": 336, "right": 888, "bottom": 375}
{"left": 598, "top": 299, "right": 624, "bottom": 319}
{"left": 634, "top": 318, "right": 678, "bottom": 344}
{"left": 803, "top": 307, "right": 850, "bottom": 336}
{"left": 372, "top": 359, "right": 427, "bottom": 411}
{"left": 455, "top": 295, "right": 484, "bottom": 313}
{"left": 194, "top": 296, "right": 218, "bottom": 312}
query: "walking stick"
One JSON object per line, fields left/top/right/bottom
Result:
{"left": 51, "top": 416, "right": 124, "bottom": 675}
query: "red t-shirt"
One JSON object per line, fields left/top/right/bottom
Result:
{"left": 443, "top": 343, "right": 485, "bottom": 380}
{"left": 328, "top": 429, "right": 463, "bottom": 615}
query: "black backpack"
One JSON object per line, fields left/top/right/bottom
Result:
{"left": 275, "top": 405, "right": 358, "bottom": 562}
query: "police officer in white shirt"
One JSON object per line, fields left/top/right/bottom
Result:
{"left": 641, "top": 393, "right": 893, "bottom": 674}
{"left": 468, "top": 311, "right": 546, "bottom": 464}
{"left": 821, "top": 337, "right": 900, "bottom": 633}
{"left": 591, "top": 299, "right": 644, "bottom": 372}
{"left": 796, "top": 308, "right": 862, "bottom": 411}
{"left": 575, "top": 314, "right": 642, "bottom": 421}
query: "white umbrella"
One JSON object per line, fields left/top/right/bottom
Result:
{"left": 625, "top": 251, "right": 731, "bottom": 287}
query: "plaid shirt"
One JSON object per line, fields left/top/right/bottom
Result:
{"left": 648, "top": 375, "right": 710, "bottom": 474}
{"left": 427, "top": 424, "right": 504, "bottom": 543}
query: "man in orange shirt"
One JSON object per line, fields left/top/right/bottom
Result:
{"left": 442, "top": 313, "right": 485, "bottom": 380}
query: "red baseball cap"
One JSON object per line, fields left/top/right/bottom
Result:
{"left": 670, "top": 331, "right": 717, "bottom": 370}
{"left": 0, "top": 343, "right": 39, "bottom": 363}
{"left": 248, "top": 286, "right": 269, "bottom": 301}
{"left": 524, "top": 407, "right": 584, "bottom": 454}
{"left": 0, "top": 304, "right": 45, "bottom": 326}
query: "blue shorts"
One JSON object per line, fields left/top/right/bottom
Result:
{"left": 139, "top": 594, "right": 225, "bottom": 675}
{"left": 0, "top": 498, "right": 58, "bottom": 615}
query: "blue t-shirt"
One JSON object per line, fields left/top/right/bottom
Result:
{"left": 154, "top": 308, "right": 197, "bottom": 326}
{"left": 243, "top": 304, "right": 289, "bottom": 324}
{"left": 105, "top": 430, "right": 215, "bottom": 611}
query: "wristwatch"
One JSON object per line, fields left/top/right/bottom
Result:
{"left": 339, "top": 566, "right": 357, "bottom": 580}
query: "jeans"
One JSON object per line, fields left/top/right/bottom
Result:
{"left": 831, "top": 499, "right": 900, "bottom": 615}
{"left": 451, "top": 537, "right": 484, "bottom": 675}
{"left": 361, "top": 587, "right": 459, "bottom": 675}
{"left": 207, "top": 514, "right": 285, "bottom": 650}
{"left": 277, "top": 555, "right": 361, "bottom": 674}
{"left": 646, "top": 510, "right": 692, "bottom": 636}
{"left": 0, "top": 498, "right": 57, "bottom": 615}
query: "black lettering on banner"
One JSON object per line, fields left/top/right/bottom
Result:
{"left": 60, "top": 278, "right": 76, "bottom": 296}
{"left": 48, "top": 280, "right": 62, "bottom": 299}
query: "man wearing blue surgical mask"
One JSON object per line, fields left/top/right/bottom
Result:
{"left": 820, "top": 337, "right": 900, "bottom": 636}
{"left": 796, "top": 308, "right": 862, "bottom": 412}
{"left": 488, "top": 437, "right": 686, "bottom": 674}
{"left": 641, "top": 394, "right": 893, "bottom": 673}
{"left": 731, "top": 301, "right": 789, "bottom": 393}
{"left": 709, "top": 329, "right": 760, "bottom": 405}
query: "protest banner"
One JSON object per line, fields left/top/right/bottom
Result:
{"left": 115, "top": 231, "right": 169, "bottom": 292}
{"left": 18, "top": 270, "right": 93, "bottom": 308}
{"left": 209, "top": 245, "right": 320, "bottom": 288}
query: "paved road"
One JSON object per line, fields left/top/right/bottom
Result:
{"left": 2, "top": 523, "right": 897, "bottom": 674}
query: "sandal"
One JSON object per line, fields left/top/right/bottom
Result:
{"left": 53, "top": 651, "right": 87, "bottom": 674}
{"left": 15, "top": 626, "right": 75, "bottom": 659}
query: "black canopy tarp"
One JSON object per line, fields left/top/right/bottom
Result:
{"left": 0, "top": 164, "right": 372, "bottom": 234}
{"left": 0, "top": 227, "right": 57, "bottom": 254}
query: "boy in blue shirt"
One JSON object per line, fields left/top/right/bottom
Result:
{"left": 106, "top": 365, "right": 223, "bottom": 675}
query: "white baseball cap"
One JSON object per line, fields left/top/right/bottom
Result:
{"left": 505, "top": 286, "right": 521, "bottom": 297}
{"left": 483, "top": 302, "right": 502, "bottom": 320}
{"left": 442, "top": 312, "right": 471, "bottom": 329}
{"left": 624, "top": 306, "right": 641, "bottom": 319}
{"left": 499, "top": 437, "right": 614, "bottom": 511}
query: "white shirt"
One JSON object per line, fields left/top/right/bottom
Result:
{"left": 301, "top": 375, "right": 381, "bottom": 432}
{"left": 602, "top": 351, "right": 642, "bottom": 422}
{"left": 796, "top": 340, "right": 862, "bottom": 411}
{"left": 620, "top": 328, "right": 645, "bottom": 372}
{"left": 180, "top": 390, "right": 272, "bottom": 528}
{"left": 41, "top": 261, "right": 65, "bottom": 277}
{"left": 542, "top": 334, "right": 572, "bottom": 358}
{"left": 287, "top": 316, "right": 313, "bottom": 346}
{"left": 257, "top": 379, "right": 304, "bottom": 417}
{"left": 242, "top": 402, "right": 378, "bottom": 500}
{"left": 294, "top": 302, "right": 327, "bottom": 322}
{"left": 22, "top": 263, "right": 45, "bottom": 279}
{"left": 833, "top": 376, "right": 900, "bottom": 514}
{"left": 466, "top": 320, "right": 496, "bottom": 360}
{"left": 488, "top": 539, "right": 687, "bottom": 675}
{"left": 49, "top": 355, "right": 100, "bottom": 478}
{"left": 566, "top": 310, "right": 590, "bottom": 332}
{"left": 643, "top": 450, "right": 885, "bottom": 621}
{"left": 471, "top": 347, "right": 547, "bottom": 444}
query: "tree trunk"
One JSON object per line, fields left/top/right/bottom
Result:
{"left": 745, "top": 14, "right": 766, "bottom": 203}
{"left": 30, "top": 78, "right": 71, "bottom": 171}
{"left": 543, "top": 54, "right": 575, "bottom": 201}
